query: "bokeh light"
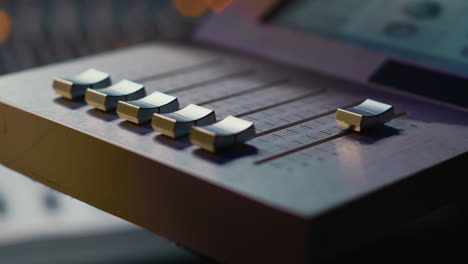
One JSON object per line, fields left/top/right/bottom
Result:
{"left": 172, "top": 0, "right": 232, "bottom": 17}
{"left": 0, "top": 10, "right": 12, "bottom": 44}
{"left": 205, "top": 0, "right": 232, "bottom": 13}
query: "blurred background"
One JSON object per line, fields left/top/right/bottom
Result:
{"left": 0, "top": 0, "right": 201, "bottom": 75}
{"left": 0, "top": 165, "right": 206, "bottom": 264}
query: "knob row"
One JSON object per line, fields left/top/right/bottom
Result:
{"left": 52, "top": 69, "right": 397, "bottom": 152}
{"left": 52, "top": 69, "right": 255, "bottom": 152}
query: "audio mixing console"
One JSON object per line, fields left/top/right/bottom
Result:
{"left": 1, "top": 43, "right": 467, "bottom": 263}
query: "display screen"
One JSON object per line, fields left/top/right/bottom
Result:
{"left": 274, "top": 0, "right": 468, "bottom": 77}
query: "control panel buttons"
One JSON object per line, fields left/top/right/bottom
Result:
{"left": 52, "top": 69, "right": 111, "bottom": 100}
{"left": 152, "top": 104, "right": 216, "bottom": 138}
{"left": 336, "top": 99, "right": 395, "bottom": 132}
{"left": 85, "top": 80, "right": 145, "bottom": 111}
{"left": 190, "top": 116, "right": 255, "bottom": 152}
{"left": 117, "top": 91, "right": 179, "bottom": 124}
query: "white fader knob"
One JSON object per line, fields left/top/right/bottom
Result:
{"left": 152, "top": 104, "right": 216, "bottom": 138}
{"left": 190, "top": 115, "right": 255, "bottom": 152}
{"left": 85, "top": 80, "right": 146, "bottom": 112}
{"left": 336, "top": 99, "right": 395, "bottom": 132}
{"left": 52, "top": 69, "right": 111, "bottom": 100}
{"left": 117, "top": 91, "right": 179, "bottom": 124}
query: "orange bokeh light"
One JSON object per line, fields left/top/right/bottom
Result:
{"left": 205, "top": 0, "right": 233, "bottom": 13}
{"left": 172, "top": 0, "right": 232, "bottom": 18}
{"left": 0, "top": 10, "right": 12, "bottom": 44}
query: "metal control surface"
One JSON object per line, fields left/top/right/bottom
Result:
{"left": 1, "top": 43, "right": 467, "bottom": 263}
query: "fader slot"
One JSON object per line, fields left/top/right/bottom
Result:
{"left": 255, "top": 131, "right": 351, "bottom": 165}
{"left": 243, "top": 93, "right": 362, "bottom": 134}
{"left": 151, "top": 80, "right": 321, "bottom": 140}
{"left": 263, "top": 116, "right": 419, "bottom": 171}
{"left": 140, "top": 61, "right": 254, "bottom": 93}
{"left": 170, "top": 72, "right": 286, "bottom": 107}
{"left": 254, "top": 112, "right": 407, "bottom": 165}
{"left": 150, "top": 80, "right": 314, "bottom": 139}
{"left": 251, "top": 114, "right": 345, "bottom": 161}
{"left": 109, "top": 55, "right": 219, "bottom": 82}
{"left": 135, "top": 59, "right": 223, "bottom": 83}
{"left": 202, "top": 84, "right": 324, "bottom": 119}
